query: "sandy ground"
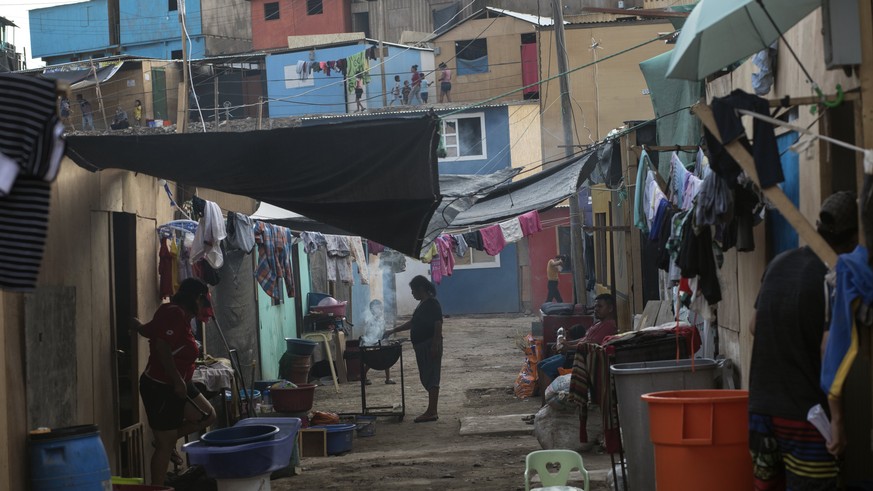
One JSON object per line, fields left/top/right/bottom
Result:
{"left": 269, "top": 314, "right": 616, "bottom": 491}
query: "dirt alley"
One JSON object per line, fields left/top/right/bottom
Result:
{"left": 271, "top": 314, "right": 614, "bottom": 490}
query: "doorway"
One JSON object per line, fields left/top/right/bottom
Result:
{"left": 151, "top": 68, "right": 168, "bottom": 120}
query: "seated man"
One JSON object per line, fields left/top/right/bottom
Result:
{"left": 537, "top": 293, "right": 618, "bottom": 384}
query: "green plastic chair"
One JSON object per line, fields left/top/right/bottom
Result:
{"left": 524, "top": 449, "right": 590, "bottom": 491}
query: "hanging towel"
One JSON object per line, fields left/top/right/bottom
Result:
{"left": 463, "top": 231, "right": 484, "bottom": 251}
{"left": 420, "top": 242, "right": 438, "bottom": 263}
{"left": 253, "top": 222, "right": 295, "bottom": 300}
{"left": 190, "top": 200, "right": 227, "bottom": 269}
{"left": 479, "top": 225, "right": 506, "bottom": 256}
{"left": 518, "top": 210, "right": 542, "bottom": 236}
{"left": 325, "top": 235, "right": 353, "bottom": 283}
{"left": 367, "top": 239, "right": 385, "bottom": 255}
{"left": 633, "top": 150, "right": 653, "bottom": 233}
{"left": 345, "top": 52, "right": 370, "bottom": 92}
{"left": 349, "top": 236, "right": 369, "bottom": 284}
{"left": 499, "top": 218, "right": 523, "bottom": 243}
{"left": 451, "top": 234, "right": 468, "bottom": 257}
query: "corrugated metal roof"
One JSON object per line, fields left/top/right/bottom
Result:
{"left": 484, "top": 7, "right": 556, "bottom": 26}
{"left": 294, "top": 101, "right": 536, "bottom": 123}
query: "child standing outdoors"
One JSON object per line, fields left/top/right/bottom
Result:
{"left": 354, "top": 74, "right": 365, "bottom": 112}
{"left": 420, "top": 75, "right": 430, "bottom": 104}
{"left": 401, "top": 80, "right": 411, "bottom": 105}
{"left": 134, "top": 100, "right": 143, "bottom": 126}
{"left": 360, "top": 299, "right": 396, "bottom": 384}
{"left": 389, "top": 75, "right": 402, "bottom": 106}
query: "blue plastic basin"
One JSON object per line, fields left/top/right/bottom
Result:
{"left": 183, "top": 424, "right": 295, "bottom": 479}
{"left": 200, "top": 424, "right": 279, "bottom": 446}
{"left": 309, "top": 424, "right": 356, "bottom": 455}
{"left": 285, "top": 338, "right": 317, "bottom": 356}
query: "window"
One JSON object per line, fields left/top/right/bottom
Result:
{"left": 455, "top": 38, "right": 488, "bottom": 75}
{"left": 440, "top": 113, "right": 486, "bottom": 161}
{"left": 171, "top": 49, "right": 183, "bottom": 60}
{"left": 168, "top": 0, "right": 178, "bottom": 12}
{"left": 454, "top": 246, "right": 500, "bottom": 269}
{"left": 264, "top": 2, "right": 280, "bottom": 20}
{"left": 307, "top": 0, "right": 323, "bottom": 15}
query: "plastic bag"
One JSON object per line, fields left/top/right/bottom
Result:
{"left": 514, "top": 334, "right": 543, "bottom": 399}
{"left": 544, "top": 374, "right": 574, "bottom": 411}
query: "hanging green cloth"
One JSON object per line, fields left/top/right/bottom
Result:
{"left": 346, "top": 51, "right": 371, "bottom": 93}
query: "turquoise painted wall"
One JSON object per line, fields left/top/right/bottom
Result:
{"left": 257, "top": 242, "right": 310, "bottom": 380}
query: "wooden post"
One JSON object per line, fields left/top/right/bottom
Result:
{"left": 692, "top": 103, "right": 838, "bottom": 267}
{"left": 178, "top": 1, "right": 189, "bottom": 133}
{"left": 214, "top": 74, "right": 219, "bottom": 128}
{"left": 622, "top": 131, "right": 643, "bottom": 328}
{"left": 90, "top": 60, "right": 109, "bottom": 130}
{"left": 257, "top": 97, "right": 263, "bottom": 130}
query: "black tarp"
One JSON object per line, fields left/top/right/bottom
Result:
{"left": 66, "top": 115, "right": 441, "bottom": 257}
{"left": 449, "top": 147, "right": 600, "bottom": 226}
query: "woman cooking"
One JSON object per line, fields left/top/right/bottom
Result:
{"left": 131, "top": 278, "right": 216, "bottom": 485}
{"left": 386, "top": 275, "right": 443, "bottom": 423}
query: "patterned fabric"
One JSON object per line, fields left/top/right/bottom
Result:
{"left": 567, "top": 343, "right": 620, "bottom": 453}
{"left": 749, "top": 413, "right": 838, "bottom": 490}
{"left": 349, "top": 236, "right": 369, "bottom": 285}
{"left": 253, "top": 221, "right": 295, "bottom": 301}
{"left": 0, "top": 178, "right": 51, "bottom": 291}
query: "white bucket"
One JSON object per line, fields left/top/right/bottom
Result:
{"left": 216, "top": 472, "right": 271, "bottom": 491}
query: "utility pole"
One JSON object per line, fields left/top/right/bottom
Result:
{"left": 378, "top": 0, "right": 388, "bottom": 106}
{"left": 214, "top": 74, "right": 219, "bottom": 128}
{"left": 551, "top": 0, "right": 587, "bottom": 306}
{"left": 178, "top": 0, "right": 189, "bottom": 133}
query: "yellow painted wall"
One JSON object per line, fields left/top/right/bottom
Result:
{"left": 539, "top": 21, "right": 672, "bottom": 163}
{"left": 507, "top": 102, "right": 542, "bottom": 179}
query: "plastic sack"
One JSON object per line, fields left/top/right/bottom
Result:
{"left": 514, "top": 334, "right": 543, "bottom": 399}
{"left": 544, "top": 374, "right": 574, "bottom": 411}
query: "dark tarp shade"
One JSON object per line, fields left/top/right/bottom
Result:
{"left": 66, "top": 115, "right": 441, "bottom": 257}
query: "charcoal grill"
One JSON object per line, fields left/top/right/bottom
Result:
{"left": 359, "top": 340, "right": 406, "bottom": 420}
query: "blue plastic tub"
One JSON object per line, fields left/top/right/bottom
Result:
{"left": 200, "top": 424, "right": 279, "bottom": 446}
{"left": 309, "top": 424, "right": 356, "bottom": 455}
{"left": 235, "top": 417, "right": 301, "bottom": 477}
{"left": 29, "top": 425, "right": 111, "bottom": 490}
{"left": 285, "top": 338, "right": 318, "bottom": 356}
{"left": 183, "top": 424, "right": 295, "bottom": 479}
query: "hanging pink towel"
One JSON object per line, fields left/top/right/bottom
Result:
{"left": 479, "top": 224, "right": 506, "bottom": 256}
{"left": 518, "top": 210, "right": 542, "bottom": 236}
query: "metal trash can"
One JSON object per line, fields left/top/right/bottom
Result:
{"left": 611, "top": 358, "right": 717, "bottom": 491}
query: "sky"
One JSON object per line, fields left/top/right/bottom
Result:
{"left": 1, "top": 0, "right": 83, "bottom": 69}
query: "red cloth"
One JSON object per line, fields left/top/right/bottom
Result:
{"left": 142, "top": 303, "right": 198, "bottom": 383}
{"left": 158, "top": 238, "right": 174, "bottom": 299}
{"left": 412, "top": 71, "right": 421, "bottom": 87}
{"left": 581, "top": 319, "right": 617, "bottom": 345}
{"left": 518, "top": 210, "right": 542, "bottom": 236}
{"left": 479, "top": 224, "right": 506, "bottom": 256}
{"left": 367, "top": 239, "right": 385, "bottom": 255}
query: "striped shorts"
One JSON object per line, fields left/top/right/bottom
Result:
{"left": 749, "top": 412, "right": 838, "bottom": 491}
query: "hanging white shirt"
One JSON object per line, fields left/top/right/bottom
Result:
{"left": 190, "top": 200, "right": 227, "bottom": 269}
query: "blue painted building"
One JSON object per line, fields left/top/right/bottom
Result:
{"left": 29, "top": 0, "right": 251, "bottom": 66}
{"left": 265, "top": 40, "right": 434, "bottom": 117}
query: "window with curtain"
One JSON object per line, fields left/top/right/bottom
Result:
{"left": 455, "top": 39, "right": 489, "bottom": 75}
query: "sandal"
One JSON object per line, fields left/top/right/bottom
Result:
{"left": 385, "top": 379, "right": 396, "bottom": 385}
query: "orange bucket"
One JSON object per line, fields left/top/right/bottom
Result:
{"left": 641, "top": 390, "right": 752, "bottom": 491}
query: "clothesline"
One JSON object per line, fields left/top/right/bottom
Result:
{"left": 736, "top": 108, "right": 873, "bottom": 174}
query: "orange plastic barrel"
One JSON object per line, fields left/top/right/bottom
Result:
{"left": 641, "top": 390, "right": 752, "bottom": 490}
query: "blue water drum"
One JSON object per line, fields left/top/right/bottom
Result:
{"left": 29, "top": 424, "right": 111, "bottom": 490}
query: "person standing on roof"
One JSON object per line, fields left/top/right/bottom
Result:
{"left": 409, "top": 65, "right": 422, "bottom": 105}
{"left": 438, "top": 62, "right": 452, "bottom": 103}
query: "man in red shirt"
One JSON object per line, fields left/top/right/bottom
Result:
{"left": 576, "top": 293, "right": 618, "bottom": 346}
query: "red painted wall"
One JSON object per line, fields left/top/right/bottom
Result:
{"left": 528, "top": 207, "right": 574, "bottom": 307}
{"left": 251, "top": 0, "right": 353, "bottom": 50}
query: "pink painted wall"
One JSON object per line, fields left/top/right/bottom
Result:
{"left": 251, "top": 0, "right": 353, "bottom": 50}
{"left": 528, "top": 207, "right": 574, "bottom": 307}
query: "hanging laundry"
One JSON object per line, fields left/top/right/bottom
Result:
{"left": 451, "top": 234, "right": 468, "bottom": 257}
{"left": 706, "top": 89, "right": 782, "bottom": 188}
{"left": 301, "top": 231, "right": 326, "bottom": 254}
{"left": 366, "top": 46, "right": 377, "bottom": 60}
{"left": 633, "top": 150, "right": 654, "bottom": 233}
{"left": 349, "top": 236, "right": 369, "bottom": 284}
{"left": 518, "top": 210, "right": 542, "bottom": 236}
{"left": 436, "top": 235, "right": 455, "bottom": 277}
{"left": 169, "top": 236, "right": 180, "bottom": 293}
{"left": 345, "top": 51, "right": 370, "bottom": 93}
{"left": 254, "top": 221, "right": 295, "bottom": 300}
{"left": 463, "top": 231, "right": 484, "bottom": 251}
{"left": 695, "top": 170, "right": 733, "bottom": 226}
{"left": 367, "top": 239, "right": 385, "bottom": 255}
{"left": 190, "top": 199, "right": 227, "bottom": 269}
{"left": 159, "top": 237, "right": 175, "bottom": 299}
{"left": 226, "top": 212, "right": 256, "bottom": 254}
{"left": 326, "top": 61, "right": 336, "bottom": 76}
{"left": 325, "top": 234, "right": 353, "bottom": 283}
{"left": 336, "top": 58, "right": 347, "bottom": 76}
{"left": 296, "top": 60, "right": 309, "bottom": 81}
{"left": 670, "top": 153, "right": 689, "bottom": 209}
{"left": 178, "top": 233, "right": 193, "bottom": 283}
{"left": 420, "top": 242, "right": 438, "bottom": 263}
{"left": 499, "top": 217, "right": 523, "bottom": 243}
{"left": 479, "top": 224, "right": 506, "bottom": 256}
{"left": 0, "top": 74, "right": 64, "bottom": 196}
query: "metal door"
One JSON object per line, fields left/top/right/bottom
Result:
{"left": 151, "top": 68, "right": 167, "bottom": 120}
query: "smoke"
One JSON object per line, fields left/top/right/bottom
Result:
{"left": 379, "top": 255, "right": 398, "bottom": 329}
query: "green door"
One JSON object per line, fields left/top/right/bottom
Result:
{"left": 151, "top": 68, "right": 167, "bottom": 120}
